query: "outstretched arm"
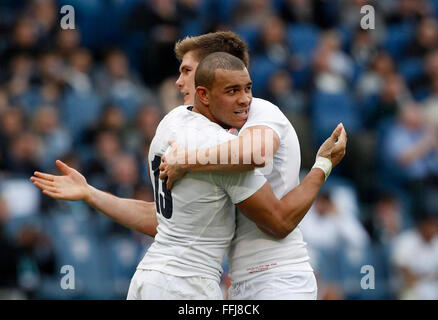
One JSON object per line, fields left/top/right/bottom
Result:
{"left": 160, "top": 125, "right": 280, "bottom": 189}
{"left": 30, "top": 160, "right": 158, "bottom": 236}
{"left": 236, "top": 124, "right": 347, "bottom": 239}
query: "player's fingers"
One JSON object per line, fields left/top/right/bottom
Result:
{"left": 30, "top": 176, "right": 55, "bottom": 188}
{"left": 159, "top": 162, "right": 167, "bottom": 171}
{"left": 168, "top": 140, "right": 176, "bottom": 147}
{"left": 33, "top": 181, "right": 59, "bottom": 194}
{"left": 159, "top": 170, "right": 168, "bottom": 180}
{"left": 33, "top": 171, "right": 55, "bottom": 182}
{"left": 330, "top": 123, "right": 343, "bottom": 141}
{"left": 166, "top": 177, "right": 173, "bottom": 190}
{"left": 56, "top": 160, "right": 72, "bottom": 175}
{"left": 337, "top": 128, "right": 348, "bottom": 146}
{"left": 42, "top": 189, "right": 62, "bottom": 199}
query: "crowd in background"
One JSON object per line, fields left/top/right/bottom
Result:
{"left": 0, "top": 0, "right": 438, "bottom": 300}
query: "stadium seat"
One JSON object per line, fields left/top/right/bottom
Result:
{"left": 235, "top": 25, "right": 259, "bottom": 52}
{"left": 103, "top": 235, "right": 143, "bottom": 298}
{"left": 249, "top": 55, "right": 281, "bottom": 97}
{"left": 311, "top": 90, "right": 362, "bottom": 145}
{"left": 60, "top": 89, "right": 103, "bottom": 143}
{"left": 383, "top": 22, "right": 415, "bottom": 60}
{"left": 399, "top": 58, "right": 424, "bottom": 85}
{"left": 286, "top": 23, "right": 320, "bottom": 64}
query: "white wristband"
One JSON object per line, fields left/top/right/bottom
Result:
{"left": 312, "top": 156, "right": 332, "bottom": 181}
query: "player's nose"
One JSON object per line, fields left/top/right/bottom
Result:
{"left": 238, "top": 92, "right": 251, "bottom": 106}
{"left": 175, "top": 75, "right": 183, "bottom": 88}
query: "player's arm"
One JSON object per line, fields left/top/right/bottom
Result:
{"left": 159, "top": 125, "right": 280, "bottom": 189}
{"left": 236, "top": 124, "right": 347, "bottom": 239}
{"left": 30, "top": 160, "right": 158, "bottom": 236}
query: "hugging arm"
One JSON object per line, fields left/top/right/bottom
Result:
{"left": 160, "top": 125, "right": 280, "bottom": 189}
{"left": 236, "top": 124, "right": 347, "bottom": 239}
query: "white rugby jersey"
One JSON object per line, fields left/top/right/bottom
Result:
{"left": 137, "top": 106, "right": 267, "bottom": 283}
{"left": 229, "top": 98, "right": 313, "bottom": 283}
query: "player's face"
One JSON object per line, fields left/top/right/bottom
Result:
{"left": 208, "top": 68, "right": 252, "bottom": 129}
{"left": 175, "top": 51, "right": 199, "bottom": 105}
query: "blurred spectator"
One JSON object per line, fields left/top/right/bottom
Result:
{"left": 407, "top": 17, "right": 438, "bottom": 58}
{"left": 54, "top": 29, "right": 81, "bottom": 60}
{"left": 349, "top": 28, "right": 379, "bottom": 69}
{"left": 356, "top": 51, "right": 395, "bottom": 99}
{"left": 300, "top": 191, "right": 369, "bottom": 263}
{"left": 126, "top": 0, "right": 182, "bottom": 86}
{"left": 158, "top": 76, "right": 183, "bottom": 113}
{"left": 265, "top": 69, "right": 306, "bottom": 113}
{"left": 31, "top": 105, "right": 72, "bottom": 171}
{"left": 366, "top": 73, "right": 412, "bottom": 129}
{"left": 127, "top": 105, "right": 163, "bottom": 152}
{"left": 312, "top": 30, "right": 354, "bottom": 93}
{"left": 84, "top": 130, "right": 123, "bottom": 191}
{"left": 1, "top": 17, "right": 39, "bottom": 63}
{"left": 30, "top": 0, "right": 58, "bottom": 47}
{"left": 422, "top": 74, "right": 438, "bottom": 128}
{"left": 392, "top": 214, "right": 438, "bottom": 299}
{"left": 94, "top": 48, "right": 152, "bottom": 120}
{"left": 108, "top": 153, "right": 140, "bottom": 199}
{"left": 254, "top": 15, "right": 291, "bottom": 67}
{"left": 381, "top": 103, "right": 438, "bottom": 212}
{"left": 0, "top": 107, "right": 26, "bottom": 168}
{"left": 277, "top": 0, "right": 314, "bottom": 25}
{"left": 232, "top": 0, "right": 274, "bottom": 29}
{"left": 0, "top": 196, "right": 22, "bottom": 298}
{"left": 63, "top": 47, "right": 94, "bottom": 94}
{"left": 15, "top": 223, "right": 56, "bottom": 299}
{"left": 3, "top": 131, "right": 43, "bottom": 177}
{"left": 300, "top": 192, "right": 369, "bottom": 253}
{"left": 366, "top": 193, "right": 403, "bottom": 244}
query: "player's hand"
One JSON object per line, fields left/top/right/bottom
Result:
{"left": 316, "top": 123, "right": 347, "bottom": 167}
{"left": 159, "top": 141, "right": 188, "bottom": 190}
{"left": 30, "top": 160, "right": 91, "bottom": 202}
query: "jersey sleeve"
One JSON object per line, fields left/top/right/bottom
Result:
{"left": 212, "top": 171, "right": 267, "bottom": 204}
{"left": 239, "top": 98, "right": 289, "bottom": 140}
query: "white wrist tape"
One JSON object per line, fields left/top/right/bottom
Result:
{"left": 312, "top": 156, "right": 332, "bottom": 181}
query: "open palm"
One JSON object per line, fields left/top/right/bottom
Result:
{"left": 30, "top": 160, "right": 90, "bottom": 202}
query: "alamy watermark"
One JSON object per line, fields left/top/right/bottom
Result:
{"left": 60, "top": 5, "right": 75, "bottom": 30}
{"left": 60, "top": 265, "right": 75, "bottom": 290}
{"left": 164, "top": 128, "right": 274, "bottom": 175}
{"left": 360, "top": 5, "right": 375, "bottom": 30}
{"left": 360, "top": 265, "right": 375, "bottom": 290}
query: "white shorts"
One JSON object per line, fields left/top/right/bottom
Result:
{"left": 127, "top": 269, "right": 223, "bottom": 300}
{"left": 228, "top": 271, "right": 317, "bottom": 300}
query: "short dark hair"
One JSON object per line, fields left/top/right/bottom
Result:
{"left": 174, "top": 31, "right": 249, "bottom": 67}
{"left": 194, "top": 52, "right": 246, "bottom": 89}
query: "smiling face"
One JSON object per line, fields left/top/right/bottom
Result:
{"left": 204, "top": 68, "right": 252, "bottom": 130}
{"left": 175, "top": 51, "right": 199, "bottom": 105}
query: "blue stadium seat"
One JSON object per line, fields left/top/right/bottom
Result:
{"left": 235, "top": 25, "right": 259, "bottom": 52}
{"left": 103, "top": 235, "right": 143, "bottom": 298}
{"left": 383, "top": 22, "right": 415, "bottom": 60}
{"left": 200, "top": 0, "right": 239, "bottom": 24}
{"left": 287, "top": 23, "right": 320, "bottom": 64}
{"left": 399, "top": 58, "right": 424, "bottom": 85}
{"left": 311, "top": 90, "right": 362, "bottom": 144}
{"left": 60, "top": 89, "right": 103, "bottom": 143}
{"left": 249, "top": 55, "right": 281, "bottom": 97}
{"left": 45, "top": 217, "right": 112, "bottom": 298}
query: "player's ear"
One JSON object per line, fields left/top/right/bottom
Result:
{"left": 195, "top": 86, "right": 209, "bottom": 105}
